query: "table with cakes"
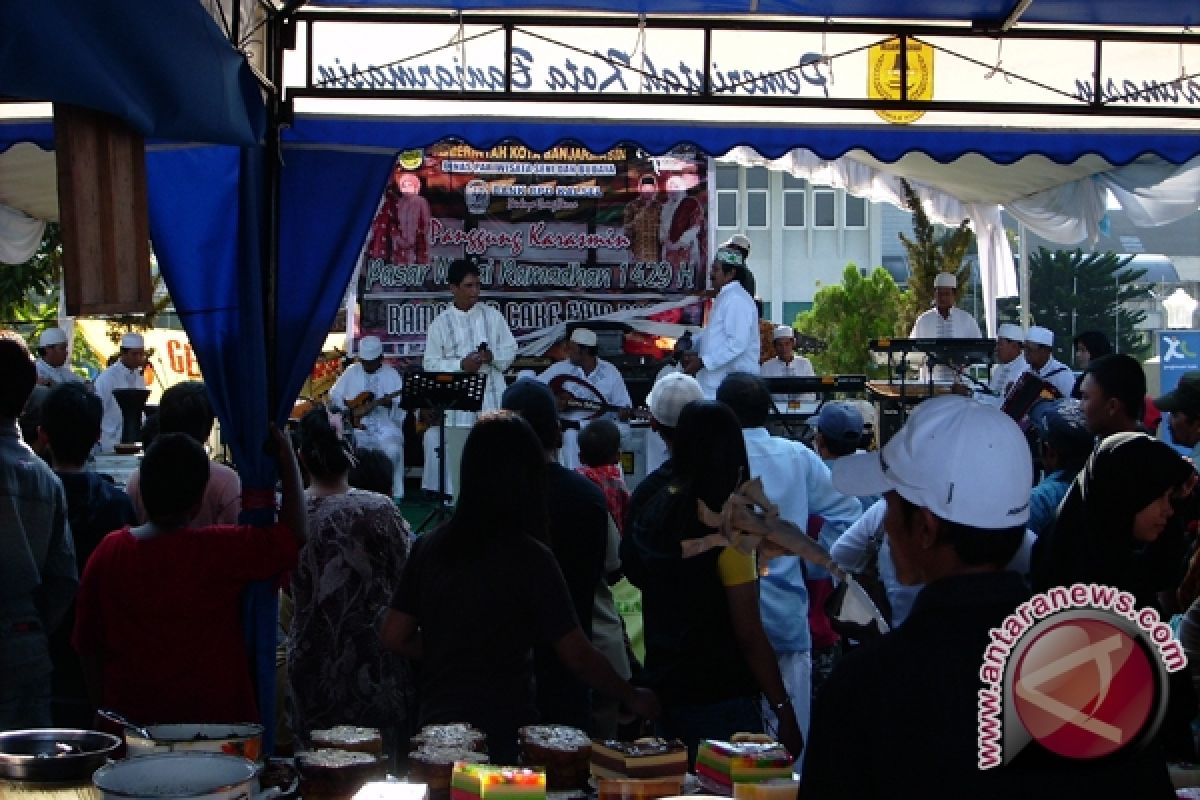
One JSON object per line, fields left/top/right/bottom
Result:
{"left": 0, "top": 721, "right": 801, "bottom": 800}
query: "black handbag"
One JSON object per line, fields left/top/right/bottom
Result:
{"left": 824, "top": 528, "right": 893, "bottom": 644}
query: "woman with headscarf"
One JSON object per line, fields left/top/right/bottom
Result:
{"left": 1032, "top": 432, "right": 1198, "bottom": 761}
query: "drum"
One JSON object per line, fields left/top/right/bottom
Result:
{"left": 1001, "top": 372, "right": 1062, "bottom": 422}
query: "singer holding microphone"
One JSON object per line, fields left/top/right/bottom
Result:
{"left": 93, "top": 332, "right": 147, "bottom": 452}
{"left": 422, "top": 257, "right": 518, "bottom": 496}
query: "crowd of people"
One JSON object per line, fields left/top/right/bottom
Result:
{"left": 6, "top": 233, "right": 1200, "bottom": 800}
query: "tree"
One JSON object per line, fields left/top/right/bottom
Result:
{"left": 1, "top": 222, "right": 60, "bottom": 324}
{"left": 896, "top": 178, "right": 976, "bottom": 333}
{"left": 997, "top": 247, "right": 1151, "bottom": 364}
{"left": 795, "top": 265, "right": 905, "bottom": 375}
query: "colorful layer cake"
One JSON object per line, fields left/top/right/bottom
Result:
{"left": 311, "top": 725, "right": 384, "bottom": 755}
{"left": 297, "top": 747, "right": 387, "bottom": 800}
{"left": 409, "top": 747, "right": 489, "bottom": 800}
{"left": 596, "top": 777, "right": 685, "bottom": 800}
{"left": 450, "top": 763, "right": 546, "bottom": 800}
{"left": 732, "top": 779, "right": 800, "bottom": 800}
{"left": 411, "top": 724, "right": 488, "bottom": 753}
{"left": 695, "top": 740, "right": 794, "bottom": 788}
{"left": 590, "top": 738, "right": 688, "bottom": 780}
{"left": 517, "top": 725, "right": 591, "bottom": 790}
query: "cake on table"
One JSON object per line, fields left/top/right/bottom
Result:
{"left": 589, "top": 738, "right": 688, "bottom": 781}
{"left": 694, "top": 737, "right": 794, "bottom": 792}
{"left": 516, "top": 725, "right": 592, "bottom": 790}
{"left": 411, "top": 723, "right": 489, "bottom": 753}
{"left": 296, "top": 747, "right": 387, "bottom": 800}
{"left": 451, "top": 763, "right": 547, "bottom": 800}
{"left": 409, "top": 747, "right": 489, "bottom": 800}
{"left": 595, "top": 776, "right": 685, "bottom": 800}
{"left": 310, "top": 725, "right": 385, "bottom": 755}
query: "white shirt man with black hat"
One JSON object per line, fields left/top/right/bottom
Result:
{"left": 329, "top": 335, "right": 406, "bottom": 500}
{"left": 538, "top": 327, "right": 632, "bottom": 470}
{"left": 760, "top": 324, "right": 816, "bottom": 407}
{"left": 803, "top": 395, "right": 1171, "bottom": 797}
{"left": 93, "top": 332, "right": 147, "bottom": 453}
{"left": 909, "top": 272, "right": 982, "bottom": 382}
{"left": 34, "top": 327, "right": 82, "bottom": 387}
{"left": 1023, "top": 325, "right": 1075, "bottom": 399}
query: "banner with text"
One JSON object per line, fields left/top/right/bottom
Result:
{"left": 356, "top": 141, "right": 708, "bottom": 361}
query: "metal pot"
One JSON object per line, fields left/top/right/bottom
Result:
{"left": 0, "top": 728, "right": 122, "bottom": 782}
{"left": 124, "top": 724, "right": 264, "bottom": 762}
{"left": 93, "top": 752, "right": 284, "bottom": 800}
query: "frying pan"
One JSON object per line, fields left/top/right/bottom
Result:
{"left": 0, "top": 728, "right": 122, "bottom": 781}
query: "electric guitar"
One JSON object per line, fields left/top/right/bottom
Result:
{"left": 345, "top": 389, "right": 403, "bottom": 429}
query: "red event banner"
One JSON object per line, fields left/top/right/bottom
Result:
{"left": 355, "top": 141, "right": 708, "bottom": 361}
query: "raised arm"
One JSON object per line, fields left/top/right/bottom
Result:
{"left": 271, "top": 424, "right": 307, "bottom": 546}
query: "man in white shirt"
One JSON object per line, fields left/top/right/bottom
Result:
{"left": 92, "top": 332, "right": 147, "bottom": 453}
{"left": 760, "top": 324, "right": 816, "bottom": 407}
{"left": 909, "top": 272, "right": 982, "bottom": 382}
{"left": 717, "top": 373, "right": 862, "bottom": 750}
{"left": 684, "top": 244, "right": 760, "bottom": 398}
{"left": 34, "top": 327, "right": 82, "bottom": 387}
{"left": 966, "top": 322, "right": 1028, "bottom": 406}
{"left": 329, "top": 335, "right": 406, "bottom": 501}
{"left": 539, "top": 327, "right": 632, "bottom": 469}
{"left": 1023, "top": 325, "right": 1076, "bottom": 398}
{"left": 422, "top": 258, "right": 518, "bottom": 495}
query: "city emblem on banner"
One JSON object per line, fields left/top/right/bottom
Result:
{"left": 868, "top": 37, "right": 934, "bottom": 124}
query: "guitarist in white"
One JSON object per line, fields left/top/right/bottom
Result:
{"left": 538, "top": 327, "right": 633, "bottom": 469}
{"left": 329, "top": 335, "right": 406, "bottom": 501}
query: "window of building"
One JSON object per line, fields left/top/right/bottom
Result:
{"left": 845, "top": 194, "right": 868, "bottom": 228}
{"left": 813, "top": 189, "right": 836, "bottom": 229}
{"left": 746, "top": 166, "right": 769, "bottom": 229}
{"left": 715, "top": 165, "right": 739, "bottom": 228}
{"left": 783, "top": 173, "right": 806, "bottom": 228}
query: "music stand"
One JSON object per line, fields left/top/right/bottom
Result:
{"left": 400, "top": 371, "right": 487, "bottom": 533}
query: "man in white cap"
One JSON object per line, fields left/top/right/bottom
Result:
{"left": 34, "top": 327, "right": 82, "bottom": 387}
{"left": 92, "top": 332, "right": 146, "bottom": 453}
{"left": 1022, "top": 325, "right": 1075, "bottom": 398}
{"left": 684, "top": 244, "right": 760, "bottom": 398}
{"left": 422, "top": 257, "right": 518, "bottom": 496}
{"left": 760, "top": 324, "right": 816, "bottom": 408}
{"left": 908, "top": 272, "right": 982, "bottom": 382}
{"left": 978, "top": 322, "right": 1028, "bottom": 404}
{"left": 329, "top": 335, "right": 406, "bottom": 500}
{"left": 539, "top": 327, "right": 632, "bottom": 469}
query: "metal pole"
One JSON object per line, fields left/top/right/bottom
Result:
{"left": 1018, "top": 222, "right": 1030, "bottom": 331}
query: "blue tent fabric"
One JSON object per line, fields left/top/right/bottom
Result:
{"left": 284, "top": 116, "right": 1200, "bottom": 167}
{"left": 302, "top": 0, "right": 1200, "bottom": 28}
{"left": 0, "top": 0, "right": 265, "bottom": 146}
{"left": 275, "top": 147, "right": 397, "bottom": 415}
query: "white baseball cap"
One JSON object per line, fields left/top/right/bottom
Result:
{"left": 646, "top": 371, "right": 704, "bottom": 428}
{"left": 358, "top": 335, "right": 383, "bottom": 360}
{"left": 570, "top": 328, "right": 598, "bottom": 347}
{"left": 1026, "top": 326, "right": 1054, "bottom": 347}
{"left": 832, "top": 395, "right": 1031, "bottom": 529}
{"left": 933, "top": 272, "right": 957, "bottom": 289}
{"left": 120, "top": 332, "right": 144, "bottom": 349}
{"left": 773, "top": 325, "right": 795, "bottom": 341}
{"left": 39, "top": 327, "right": 67, "bottom": 347}
{"left": 996, "top": 323, "right": 1024, "bottom": 342}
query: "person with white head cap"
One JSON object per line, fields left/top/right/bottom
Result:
{"left": 538, "top": 326, "right": 632, "bottom": 469}
{"left": 979, "top": 322, "right": 1029, "bottom": 404}
{"left": 683, "top": 243, "right": 760, "bottom": 398}
{"left": 759, "top": 323, "right": 816, "bottom": 408}
{"left": 907, "top": 272, "right": 982, "bottom": 382}
{"left": 92, "top": 331, "right": 147, "bottom": 453}
{"left": 802, "top": 395, "right": 1165, "bottom": 797}
{"left": 328, "top": 334, "right": 407, "bottom": 500}
{"left": 1022, "top": 325, "right": 1075, "bottom": 399}
{"left": 34, "top": 327, "right": 82, "bottom": 387}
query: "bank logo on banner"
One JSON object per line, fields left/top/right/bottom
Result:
{"left": 868, "top": 38, "right": 933, "bottom": 124}
{"left": 464, "top": 179, "right": 491, "bottom": 215}
{"left": 977, "top": 584, "right": 1184, "bottom": 769}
